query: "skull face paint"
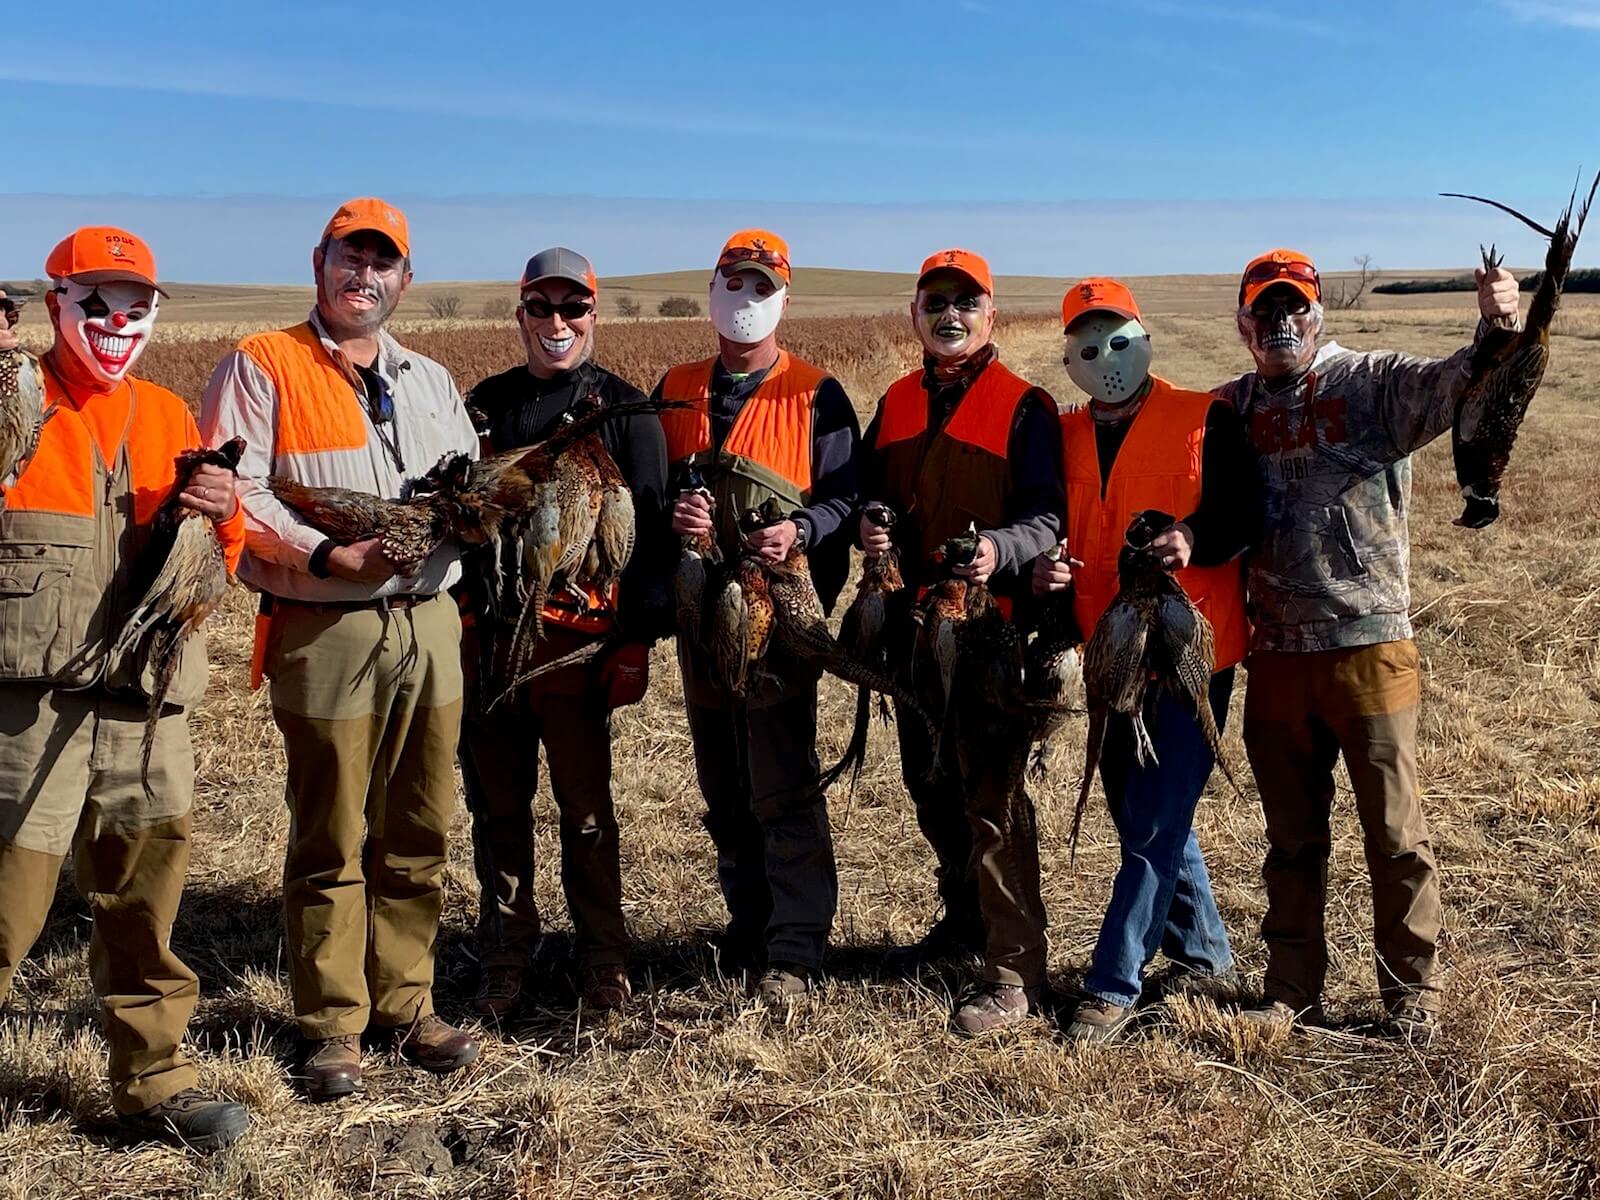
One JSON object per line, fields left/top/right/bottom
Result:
{"left": 913, "top": 274, "right": 995, "bottom": 362}
{"left": 1239, "top": 285, "right": 1323, "bottom": 379}
{"left": 53, "top": 278, "right": 158, "bottom": 386}
{"left": 1063, "top": 313, "right": 1153, "bottom": 406}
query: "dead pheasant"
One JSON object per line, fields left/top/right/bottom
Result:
{"left": 1071, "top": 510, "right": 1239, "bottom": 856}
{"left": 1441, "top": 170, "right": 1600, "bottom": 528}
{"left": 910, "top": 526, "right": 980, "bottom": 749}
{"left": 267, "top": 476, "right": 452, "bottom": 566}
{"left": 114, "top": 437, "right": 246, "bottom": 799}
{"left": 0, "top": 347, "right": 53, "bottom": 502}
{"left": 833, "top": 502, "right": 905, "bottom": 792}
{"left": 670, "top": 464, "right": 722, "bottom": 653}
{"left": 1020, "top": 541, "right": 1085, "bottom": 780}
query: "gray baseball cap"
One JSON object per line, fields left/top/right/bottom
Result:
{"left": 519, "top": 247, "right": 597, "bottom": 295}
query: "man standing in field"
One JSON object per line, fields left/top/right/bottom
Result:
{"left": 458, "top": 247, "right": 668, "bottom": 1016}
{"left": 1218, "top": 249, "right": 1520, "bottom": 1042}
{"left": 859, "top": 249, "right": 1064, "bottom": 1034}
{"left": 201, "top": 199, "right": 481, "bottom": 1099}
{"left": 657, "top": 230, "right": 860, "bottom": 1006}
{"left": 1036, "top": 278, "right": 1258, "bottom": 1044}
{"left": 0, "top": 227, "right": 248, "bottom": 1150}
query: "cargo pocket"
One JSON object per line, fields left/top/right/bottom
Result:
{"left": 0, "top": 559, "right": 74, "bottom": 679}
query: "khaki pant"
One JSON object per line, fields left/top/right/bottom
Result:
{"left": 0, "top": 684, "right": 199, "bottom": 1114}
{"left": 266, "top": 595, "right": 464, "bottom": 1039}
{"left": 1243, "top": 640, "right": 1442, "bottom": 1014}
{"left": 459, "top": 625, "right": 626, "bottom": 969}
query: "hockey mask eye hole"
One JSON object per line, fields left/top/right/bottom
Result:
{"left": 1109, "top": 335, "right": 1130, "bottom": 351}
{"left": 1080, "top": 345, "right": 1099, "bottom": 361}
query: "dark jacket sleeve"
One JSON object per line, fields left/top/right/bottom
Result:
{"left": 792, "top": 377, "right": 861, "bottom": 549}
{"left": 1183, "top": 400, "right": 1263, "bottom": 568}
{"left": 985, "top": 389, "right": 1065, "bottom": 578}
{"left": 606, "top": 377, "right": 672, "bottom": 640}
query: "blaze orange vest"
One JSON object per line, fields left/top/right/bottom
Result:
{"left": 237, "top": 322, "right": 370, "bottom": 457}
{"left": 659, "top": 351, "right": 822, "bottom": 556}
{"left": 1061, "top": 377, "right": 1250, "bottom": 670}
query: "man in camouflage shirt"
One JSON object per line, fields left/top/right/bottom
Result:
{"left": 1217, "top": 249, "right": 1520, "bottom": 1043}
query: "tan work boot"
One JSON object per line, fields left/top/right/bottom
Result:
{"left": 578, "top": 963, "right": 632, "bottom": 1011}
{"left": 1238, "top": 998, "right": 1321, "bottom": 1032}
{"left": 953, "top": 983, "right": 1040, "bottom": 1035}
{"left": 753, "top": 963, "right": 811, "bottom": 1009}
{"left": 301, "top": 1034, "right": 362, "bottom": 1102}
{"left": 1387, "top": 1005, "right": 1438, "bottom": 1047}
{"left": 395, "top": 1015, "right": 480, "bottom": 1074}
{"left": 475, "top": 963, "right": 525, "bottom": 1019}
{"left": 1066, "top": 997, "right": 1135, "bottom": 1045}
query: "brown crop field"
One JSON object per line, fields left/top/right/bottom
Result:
{"left": 4, "top": 286, "right": 1600, "bottom": 1199}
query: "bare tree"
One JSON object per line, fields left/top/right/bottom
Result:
{"left": 658, "top": 296, "right": 701, "bottom": 318}
{"left": 617, "top": 295, "right": 642, "bottom": 319}
{"left": 480, "top": 296, "right": 516, "bottom": 320}
{"left": 427, "top": 293, "right": 464, "bottom": 319}
{"left": 1327, "top": 255, "right": 1377, "bottom": 310}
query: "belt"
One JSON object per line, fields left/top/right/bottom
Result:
{"left": 266, "top": 593, "right": 436, "bottom": 614}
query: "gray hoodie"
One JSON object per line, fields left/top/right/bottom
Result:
{"left": 1214, "top": 329, "right": 1502, "bottom": 654}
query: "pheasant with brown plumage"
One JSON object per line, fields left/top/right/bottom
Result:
{"left": 1441, "top": 170, "right": 1600, "bottom": 528}
{"left": 0, "top": 347, "right": 53, "bottom": 503}
{"left": 114, "top": 437, "right": 246, "bottom": 798}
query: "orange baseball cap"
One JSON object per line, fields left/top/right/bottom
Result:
{"left": 716, "top": 229, "right": 790, "bottom": 286}
{"left": 45, "top": 226, "right": 168, "bottom": 295}
{"left": 917, "top": 248, "right": 994, "bottom": 296}
{"left": 1061, "top": 277, "right": 1142, "bottom": 330}
{"left": 1239, "top": 248, "right": 1320, "bottom": 308}
{"left": 323, "top": 197, "right": 411, "bottom": 258}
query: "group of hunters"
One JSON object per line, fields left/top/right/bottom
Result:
{"left": 0, "top": 199, "right": 1524, "bottom": 1152}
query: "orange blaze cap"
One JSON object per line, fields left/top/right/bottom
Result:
{"left": 917, "top": 248, "right": 994, "bottom": 297}
{"left": 1061, "top": 277, "right": 1142, "bottom": 330}
{"left": 323, "top": 197, "right": 411, "bottom": 258}
{"left": 716, "top": 229, "right": 791, "bottom": 285}
{"left": 1239, "top": 247, "right": 1320, "bottom": 308}
{"left": 45, "top": 226, "right": 167, "bottom": 295}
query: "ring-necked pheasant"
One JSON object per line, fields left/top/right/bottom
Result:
{"left": 114, "top": 437, "right": 246, "bottom": 798}
{"left": 0, "top": 347, "right": 53, "bottom": 503}
{"left": 833, "top": 502, "right": 905, "bottom": 792}
{"left": 1441, "top": 171, "right": 1600, "bottom": 528}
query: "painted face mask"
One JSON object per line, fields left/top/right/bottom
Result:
{"left": 1063, "top": 313, "right": 1153, "bottom": 406}
{"left": 1239, "top": 290, "right": 1323, "bottom": 378}
{"left": 709, "top": 270, "right": 787, "bottom": 344}
{"left": 53, "top": 278, "right": 158, "bottom": 386}
{"left": 914, "top": 284, "right": 994, "bottom": 361}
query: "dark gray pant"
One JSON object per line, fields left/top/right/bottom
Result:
{"left": 894, "top": 699, "right": 982, "bottom": 935}
{"left": 685, "top": 687, "right": 837, "bottom": 971}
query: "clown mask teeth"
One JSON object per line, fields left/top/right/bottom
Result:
{"left": 55, "top": 278, "right": 158, "bottom": 386}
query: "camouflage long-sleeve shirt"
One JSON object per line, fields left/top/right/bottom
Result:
{"left": 1214, "top": 331, "right": 1495, "bottom": 654}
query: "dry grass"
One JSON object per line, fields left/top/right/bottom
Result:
{"left": 3, "top": 298, "right": 1600, "bottom": 1199}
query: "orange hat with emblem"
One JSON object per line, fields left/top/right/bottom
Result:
{"left": 917, "top": 248, "right": 994, "bottom": 297}
{"left": 1239, "top": 247, "right": 1320, "bottom": 308}
{"left": 45, "top": 227, "right": 168, "bottom": 296}
{"left": 716, "top": 229, "right": 791, "bottom": 286}
{"left": 322, "top": 197, "right": 411, "bottom": 258}
{"left": 1061, "top": 277, "right": 1142, "bottom": 330}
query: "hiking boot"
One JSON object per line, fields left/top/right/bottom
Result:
{"left": 578, "top": 963, "right": 632, "bottom": 1011}
{"left": 1066, "top": 997, "right": 1135, "bottom": 1045}
{"left": 953, "top": 983, "right": 1040, "bottom": 1035}
{"left": 394, "top": 1015, "right": 480, "bottom": 1074}
{"left": 300, "top": 1033, "right": 362, "bottom": 1102}
{"left": 122, "top": 1089, "right": 250, "bottom": 1153}
{"left": 474, "top": 963, "right": 525, "bottom": 1019}
{"left": 1386, "top": 1006, "right": 1438, "bottom": 1047}
{"left": 753, "top": 963, "right": 811, "bottom": 1009}
{"left": 1237, "top": 998, "right": 1320, "bottom": 1032}
{"left": 884, "top": 910, "right": 985, "bottom": 971}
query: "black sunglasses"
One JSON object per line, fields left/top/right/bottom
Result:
{"left": 521, "top": 298, "right": 595, "bottom": 321}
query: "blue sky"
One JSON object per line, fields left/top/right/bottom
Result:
{"left": 2, "top": 0, "right": 1596, "bottom": 281}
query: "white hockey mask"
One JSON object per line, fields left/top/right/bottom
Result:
{"left": 709, "top": 268, "right": 787, "bottom": 344}
{"left": 53, "top": 278, "right": 159, "bottom": 385}
{"left": 1064, "top": 313, "right": 1152, "bottom": 406}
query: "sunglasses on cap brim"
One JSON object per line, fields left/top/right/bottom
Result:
{"left": 521, "top": 298, "right": 595, "bottom": 320}
{"left": 1239, "top": 259, "right": 1321, "bottom": 305}
{"left": 717, "top": 245, "right": 789, "bottom": 277}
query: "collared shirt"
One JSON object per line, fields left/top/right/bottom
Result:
{"left": 200, "top": 308, "right": 479, "bottom": 603}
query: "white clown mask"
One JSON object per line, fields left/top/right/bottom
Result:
{"left": 53, "top": 278, "right": 159, "bottom": 386}
{"left": 709, "top": 269, "right": 787, "bottom": 344}
{"left": 1064, "top": 313, "right": 1153, "bottom": 406}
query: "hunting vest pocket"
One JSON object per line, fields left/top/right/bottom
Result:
{"left": 0, "top": 513, "right": 97, "bottom": 684}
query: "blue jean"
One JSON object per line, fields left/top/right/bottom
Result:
{"left": 1083, "top": 669, "right": 1235, "bottom": 1009}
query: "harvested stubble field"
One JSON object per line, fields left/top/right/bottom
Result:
{"left": 3, "top": 294, "right": 1600, "bottom": 1200}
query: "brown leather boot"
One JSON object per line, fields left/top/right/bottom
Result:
{"left": 394, "top": 1014, "right": 480, "bottom": 1074}
{"left": 578, "top": 963, "right": 632, "bottom": 1011}
{"left": 475, "top": 963, "right": 525, "bottom": 1019}
{"left": 301, "top": 1034, "right": 362, "bottom": 1102}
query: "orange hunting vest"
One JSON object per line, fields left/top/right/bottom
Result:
{"left": 1061, "top": 376, "right": 1250, "bottom": 670}
{"left": 658, "top": 351, "right": 823, "bottom": 556}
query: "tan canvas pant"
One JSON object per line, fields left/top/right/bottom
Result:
{"left": 1243, "top": 640, "right": 1442, "bottom": 1014}
{"left": 0, "top": 684, "right": 199, "bottom": 1114}
{"left": 265, "top": 595, "right": 464, "bottom": 1039}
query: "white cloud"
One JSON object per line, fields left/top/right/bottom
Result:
{"left": 1496, "top": 0, "right": 1600, "bottom": 29}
